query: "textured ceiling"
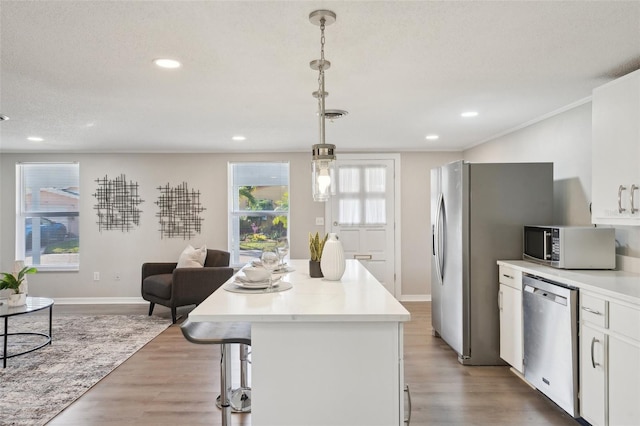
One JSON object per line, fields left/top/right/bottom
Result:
{"left": 1, "top": 1, "right": 639, "bottom": 153}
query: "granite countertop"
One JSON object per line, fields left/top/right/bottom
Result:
{"left": 498, "top": 260, "right": 640, "bottom": 305}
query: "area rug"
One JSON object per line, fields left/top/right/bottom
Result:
{"left": 0, "top": 314, "right": 171, "bottom": 426}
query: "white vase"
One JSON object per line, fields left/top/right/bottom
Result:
{"left": 8, "top": 293, "right": 26, "bottom": 307}
{"left": 320, "top": 233, "right": 346, "bottom": 281}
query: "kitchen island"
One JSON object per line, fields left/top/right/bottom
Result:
{"left": 188, "top": 259, "right": 411, "bottom": 426}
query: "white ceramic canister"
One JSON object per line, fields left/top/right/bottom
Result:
{"left": 320, "top": 233, "right": 346, "bottom": 280}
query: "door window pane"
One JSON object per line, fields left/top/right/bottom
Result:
{"left": 365, "top": 199, "right": 386, "bottom": 224}
{"left": 365, "top": 167, "right": 386, "bottom": 192}
{"left": 339, "top": 199, "right": 361, "bottom": 225}
{"left": 338, "top": 167, "right": 360, "bottom": 193}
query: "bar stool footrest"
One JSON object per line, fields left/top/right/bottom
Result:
{"left": 216, "top": 387, "right": 252, "bottom": 413}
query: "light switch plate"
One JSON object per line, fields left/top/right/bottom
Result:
{"left": 315, "top": 217, "right": 325, "bottom": 226}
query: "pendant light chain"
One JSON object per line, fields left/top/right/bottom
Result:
{"left": 317, "top": 18, "right": 326, "bottom": 145}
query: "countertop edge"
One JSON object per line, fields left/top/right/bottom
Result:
{"left": 188, "top": 313, "right": 412, "bottom": 323}
{"left": 498, "top": 260, "right": 640, "bottom": 306}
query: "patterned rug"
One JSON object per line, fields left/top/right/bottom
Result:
{"left": 0, "top": 314, "right": 170, "bottom": 426}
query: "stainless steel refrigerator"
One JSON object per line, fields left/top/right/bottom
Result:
{"left": 431, "top": 160, "right": 553, "bottom": 365}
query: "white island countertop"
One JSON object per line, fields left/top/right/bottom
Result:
{"left": 189, "top": 259, "right": 411, "bottom": 323}
{"left": 498, "top": 260, "right": 640, "bottom": 305}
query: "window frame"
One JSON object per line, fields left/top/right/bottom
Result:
{"left": 16, "top": 162, "right": 80, "bottom": 271}
{"left": 227, "top": 161, "right": 290, "bottom": 267}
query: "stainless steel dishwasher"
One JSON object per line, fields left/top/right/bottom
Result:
{"left": 523, "top": 274, "right": 579, "bottom": 417}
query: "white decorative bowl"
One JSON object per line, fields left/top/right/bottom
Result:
{"left": 243, "top": 266, "right": 270, "bottom": 282}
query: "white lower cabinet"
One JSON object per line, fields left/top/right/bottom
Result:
{"left": 608, "top": 298, "right": 640, "bottom": 426}
{"left": 580, "top": 323, "right": 607, "bottom": 426}
{"left": 580, "top": 291, "right": 640, "bottom": 426}
{"left": 498, "top": 265, "right": 523, "bottom": 372}
{"left": 499, "top": 283, "right": 523, "bottom": 372}
{"left": 608, "top": 336, "right": 640, "bottom": 425}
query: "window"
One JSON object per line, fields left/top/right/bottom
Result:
{"left": 16, "top": 163, "right": 80, "bottom": 270}
{"left": 228, "top": 162, "right": 289, "bottom": 266}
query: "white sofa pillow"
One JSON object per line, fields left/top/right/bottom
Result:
{"left": 177, "top": 245, "right": 207, "bottom": 268}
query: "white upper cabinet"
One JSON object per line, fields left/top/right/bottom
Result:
{"left": 591, "top": 69, "right": 640, "bottom": 225}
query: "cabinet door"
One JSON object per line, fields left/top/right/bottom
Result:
{"left": 580, "top": 323, "right": 607, "bottom": 426}
{"left": 609, "top": 335, "right": 640, "bottom": 425}
{"left": 499, "top": 283, "right": 523, "bottom": 372}
{"left": 592, "top": 69, "right": 640, "bottom": 225}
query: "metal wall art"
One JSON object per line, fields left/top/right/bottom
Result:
{"left": 93, "top": 174, "right": 144, "bottom": 232}
{"left": 155, "top": 182, "right": 206, "bottom": 239}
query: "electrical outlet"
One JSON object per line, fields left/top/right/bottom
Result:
{"left": 93, "top": 272, "right": 100, "bottom": 281}
{"left": 315, "top": 217, "right": 325, "bottom": 226}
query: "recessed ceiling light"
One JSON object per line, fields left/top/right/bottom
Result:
{"left": 232, "top": 135, "right": 246, "bottom": 141}
{"left": 153, "top": 58, "right": 181, "bottom": 69}
{"left": 27, "top": 136, "right": 44, "bottom": 142}
{"left": 425, "top": 135, "right": 439, "bottom": 140}
{"left": 461, "top": 111, "right": 479, "bottom": 118}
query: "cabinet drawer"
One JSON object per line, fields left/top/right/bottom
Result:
{"left": 499, "top": 265, "right": 522, "bottom": 290}
{"left": 610, "top": 301, "right": 640, "bottom": 342}
{"left": 581, "top": 293, "right": 608, "bottom": 328}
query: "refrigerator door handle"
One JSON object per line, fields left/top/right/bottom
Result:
{"left": 434, "top": 193, "right": 444, "bottom": 283}
{"left": 432, "top": 225, "right": 436, "bottom": 256}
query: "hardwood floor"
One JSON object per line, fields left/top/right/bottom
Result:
{"left": 44, "top": 302, "right": 577, "bottom": 425}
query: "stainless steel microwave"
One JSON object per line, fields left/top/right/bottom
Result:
{"left": 523, "top": 226, "right": 616, "bottom": 269}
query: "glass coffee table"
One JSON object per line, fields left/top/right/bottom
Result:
{"left": 0, "top": 296, "right": 54, "bottom": 368}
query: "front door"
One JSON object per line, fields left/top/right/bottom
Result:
{"left": 327, "top": 156, "right": 397, "bottom": 296}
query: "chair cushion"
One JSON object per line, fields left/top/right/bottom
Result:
{"left": 143, "top": 274, "right": 173, "bottom": 300}
{"left": 177, "top": 245, "right": 207, "bottom": 268}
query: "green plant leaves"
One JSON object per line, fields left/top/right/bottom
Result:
{"left": 309, "top": 232, "right": 328, "bottom": 262}
{"left": 0, "top": 266, "right": 37, "bottom": 293}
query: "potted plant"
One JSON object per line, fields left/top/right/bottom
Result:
{"left": 308, "top": 232, "right": 328, "bottom": 278}
{"left": 0, "top": 265, "right": 37, "bottom": 307}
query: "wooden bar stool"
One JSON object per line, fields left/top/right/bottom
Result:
{"left": 181, "top": 320, "right": 251, "bottom": 426}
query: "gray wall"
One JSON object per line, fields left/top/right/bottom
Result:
{"left": 0, "top": 152, "right": 327, "bottom": 298}
{"left": 400, "top": 152, "right": 461, "bottom": 298}
{"left": 464, "top": 102, "right": 640, "bottom": 258}
{"left": 1, "top": 151, "right": 462, "bottom": 300}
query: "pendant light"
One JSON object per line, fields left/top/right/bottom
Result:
{"left": 310, "top": 10, "right": 337, "bottom": 202}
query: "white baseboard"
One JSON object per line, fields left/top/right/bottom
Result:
{"left": 52, "top": 297, "right": 147, "bottom": 305}
{"left": 399, "top": 294, "right": 431, "bottom": 302}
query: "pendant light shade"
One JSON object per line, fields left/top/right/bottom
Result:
{"left": 312, "top": 143, "right": 336, "bottom": 202}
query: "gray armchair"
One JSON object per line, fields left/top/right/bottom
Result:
{"left": 141, "top": 249, "right": 234, "bottom": 323}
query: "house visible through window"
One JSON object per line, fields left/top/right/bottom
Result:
{"left": 16, "top": 163, "right": 80, "bottom": 270}
{"left": 228, "top": 162, "right": 289, "bottom": 266}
